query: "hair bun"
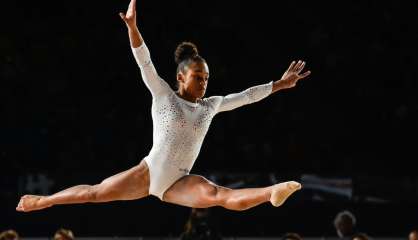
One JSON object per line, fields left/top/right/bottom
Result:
{"left": 174, "top": 42, "right": 199, "bottom": 64}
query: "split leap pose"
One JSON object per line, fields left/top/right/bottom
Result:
{"left": 17, "top": 0, "right": 310, "bottom": 212}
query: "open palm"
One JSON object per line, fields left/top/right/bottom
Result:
{"left": 120, "top": 0, "right": 137, "bottom": 27}
{"left": 279, "top": 60, "right": 311, "bottom": 89}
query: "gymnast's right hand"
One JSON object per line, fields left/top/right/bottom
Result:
{"left": 119, "top": 0, "right": 137, "bottom": 28}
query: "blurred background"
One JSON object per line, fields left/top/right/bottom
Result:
{"left": 1, "top": 0, "right": 417, "bottom": 239}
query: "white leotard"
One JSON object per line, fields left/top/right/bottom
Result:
{"left": 132, "top": 42, "right": 273, "bottom": 200}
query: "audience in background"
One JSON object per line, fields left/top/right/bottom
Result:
{"left": 180, "top": 208, "right": 222, "bottom": 240}
{"left": 352, "top": 232, "right": 371, "bottom": 240}
{"left": 53, "top": 228, "right": 75, "bottom": 240}
{"left": 282, "top": 232, "right": 302, "bottom": 240}
{"left": 1, "top": 224, "right": 417, "bottom": 239}
{"left": 334, "top": 210, "right": 358, "bottom": 240}
{"left": 409, "top": 230, "right": 418, "bottom": 240}
{"left": 0, "top": 230, "right": 19, "bottom": 240}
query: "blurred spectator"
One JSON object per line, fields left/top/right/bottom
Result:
{"left": 180, "top": 208, "right": 222, "bottom": 240}
{"left": 334, "top": 210, "right": 358, "bottom": 239}
{"left": 352, "top": 232, "right": 371, "bottom": 240}
{"left": 53, "top": 228, "right": 74, "bottom": 240}
{"left": 282, "top": 232, "right": 302, "bottom": 240}
{"left": 409, "top": 230, "right": 418, "bottom": 240}
{"left": 0, "top": 230, "right": 19, "bottom": 240}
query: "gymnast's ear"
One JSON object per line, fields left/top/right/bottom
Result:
{"left": 177, "top": 71, "right": 186, "bottom": 82}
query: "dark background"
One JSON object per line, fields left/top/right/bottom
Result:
{"left": 1, "top": 0, "right": 417, "bottom": 238}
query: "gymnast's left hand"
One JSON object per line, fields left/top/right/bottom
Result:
{"left": 272, "top": 60, "right": 311, "bottom": 93}
{"left": 120, "top": 0, "right": 137, "bottom": 28}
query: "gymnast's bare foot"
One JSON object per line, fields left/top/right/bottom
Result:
{"left": 16, "top": 195, "right": 52, "bottom": 212}
{"left": 270, "top": 181, "right": 302, "bottom": 207}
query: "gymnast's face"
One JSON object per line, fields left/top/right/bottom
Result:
{"left": 178, "top": 61, "right": 209, "bottom": 99}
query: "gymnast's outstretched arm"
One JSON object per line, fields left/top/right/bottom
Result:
{"left": 120, "top": 0, "right": 172, "bottom": 97}
{"left": 119, "top": 0, "right": 142, "bottom": 48}
{"left": 208, "top": 60, "right": 311, "bottom": 113}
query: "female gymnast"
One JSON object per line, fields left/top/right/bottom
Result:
{"left": 16, "top": 0, "right": 311, "bottom": 212}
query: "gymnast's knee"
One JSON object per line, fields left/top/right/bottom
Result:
{"left": 200, "top": 185, "right": 221, "bottom": 207}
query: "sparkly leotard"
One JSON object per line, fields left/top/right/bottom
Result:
{"left": 132, "top": 42, "right": 273, "bottom": 200}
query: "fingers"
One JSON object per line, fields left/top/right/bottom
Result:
{"left": 296, "top": 61, "right": 305, "bottom": 73}
{"left": 287, "top": 61, "right": 296, "bottom": 72}
{"left": 299, "top": 70, "right": 311, "bottom": 79}
{"left": 119, "top": 12, "right": 127, "bottom": 21}
{"left": 289, "top": 60, "right": 308, "bottom": 74}
{"left": 288, "top": 60, "right": 305, "bottom": 72}
{"left": 132, "top": 0, "right": 137, "bottom": 11}
{"left": 128, "top": 0, "right": 136, "bottom": 13}
{"left": 293, "top": 60, "right": 302, "bottom": 71}
{"left": 293, "top": 60, "right": 305, "bottom": 72}
{"left": 284, "top": 59, "right": 311, "bottom": 82}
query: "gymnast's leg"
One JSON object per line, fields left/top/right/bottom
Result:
{"left": 16, "top": 160, "right": 150, "bottom": 212}
{"left": 162, "top": 174, "right": 301, "bottom": 211}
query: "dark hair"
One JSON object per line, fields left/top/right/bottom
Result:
{"left": 282, "top": 232, "right": 302, "bottom": 240}
{"left": 334, "top": 210, "right": 356, "bottom": 227}
{"left": 175, "top": 41, "right": 206, "bottom": 74}
{"left": 334, "top": 210, "right": 357, "bottom": 237}
{"left": 53, "top": 228, "right": 74, "bottom": 240}
{"left": 0, "top": 230, "right": 19, "bottom": 240}
{"left": 352, "top": 232, "right": 371, "bottom": 240}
